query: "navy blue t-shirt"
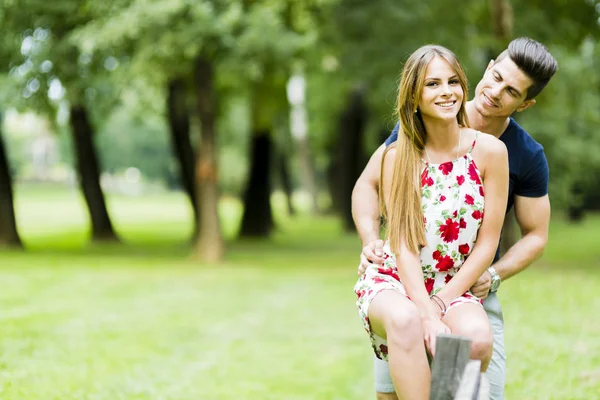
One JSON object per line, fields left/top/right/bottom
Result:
{"left": 384, "top": 118, "right": 549, "bottom": 260}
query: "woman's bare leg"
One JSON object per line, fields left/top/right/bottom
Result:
{"left": 443, "top": 303, "right": 493, "bottom": 371}
{"left": 368, "top": 290, "right": 430, "bottom": 400}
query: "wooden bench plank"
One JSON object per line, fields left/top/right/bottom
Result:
{"left": 429, "top": 333, "right": 472, "bottom": 400}
{"left": 454, "top": 360, "right": 482, "bottom": 400}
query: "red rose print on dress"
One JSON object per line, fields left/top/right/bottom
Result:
{"left": 458, "top": 244, "right": 470, "bottom": 255}
{"left": 472, "top": 210, "right": 483, "bottom": 220}
{"left": 459, "top": 218, "right": 466, "bottom": 229}
{"left": 378, "top": 268, "right": 400, "bottom": 281}
{"left": 421, "top": 169, "right": 434, "bottom": 187}
{"left": 439, "top": 162, "right": 453, "bottom": 175}
{"left": 456, "top": 175, "right": 465, "bottom": 185}
{"left": 440, "top": 195, "right": 446, "bottom": 202}
{"left": 445, "top": 275, "right": 453, "bottom": 284}
{"left": 468, "top": 163, "right": 481, "bottom": 184}
{"left": 435, "top": 255, "right": 454, "bottom": 272}
{"left": 439, "top": 218, "right": 460, "bottom": 242}
{"left": 432, "top": 250, "right": 441, "bottom": 260}
{"left": 465, "top": 194, "right": 474, "bottom": 205}
{"left": 425, "top": 278, "right": 435, "bottom": 294}
{"left": 479, "top": 185, "right": 485, "bottom": 197}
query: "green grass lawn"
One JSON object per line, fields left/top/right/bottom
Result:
{"left": 1, "top": 184, "right": 599, "bottom": 399}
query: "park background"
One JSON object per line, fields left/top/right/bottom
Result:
{"left": 0, "top": 0, "right": 599, "bottom": 399}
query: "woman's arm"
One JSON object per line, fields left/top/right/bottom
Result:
{"left": 436, "top": 137, "right": 509, "bottom": 305}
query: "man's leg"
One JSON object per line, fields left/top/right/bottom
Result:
{"left": 374, "top": 356, "right": 398, "bottom": 400}
{"left": 483, "top": 293, "right": 506, "bottom": 400}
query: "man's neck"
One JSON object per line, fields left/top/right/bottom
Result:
{"left": 465, "top": 101, "right": 511, "bottom": 138}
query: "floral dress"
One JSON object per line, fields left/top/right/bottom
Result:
{"left": 354, "top": 132, "right": 485, "bottom": 361}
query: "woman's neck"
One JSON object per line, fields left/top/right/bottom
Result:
{"left": 421, "top": 118, "right": 461, "bottom": 152}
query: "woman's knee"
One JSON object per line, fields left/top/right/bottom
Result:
{"left": 463, "top": 323, "right": 493, "bottom": 361}
{"left": 385, "top": 303, "right": 422, "bottom": 346}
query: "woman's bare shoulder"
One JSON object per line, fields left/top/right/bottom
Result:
{"left": 382, "top": 144, "right": 398, "bottom": 165}
{"left": 475, "top": 130, "right": 508, "bottom": 157}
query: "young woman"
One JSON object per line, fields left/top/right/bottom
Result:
{"left": 354, "top": 45, "right": 509, "bottom": 399}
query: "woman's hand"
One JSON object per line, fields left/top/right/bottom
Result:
{"left": 422, "top": 315, "right": 451, "bottom": 357}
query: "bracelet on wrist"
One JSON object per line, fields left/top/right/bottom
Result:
{"left": 430, "top": 294, "right": 447, "bottom": 316}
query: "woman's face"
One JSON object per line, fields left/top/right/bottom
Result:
{"left": 417, "top": 56, "right": 464, "bottom": 121}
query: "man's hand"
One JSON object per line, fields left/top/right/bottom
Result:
{"left": 470, "top": 269, "right": 492, "bottom": 299}
{"left": 357, "top": 239, "right": 385, "bottom": 275}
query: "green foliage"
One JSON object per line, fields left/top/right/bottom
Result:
{"left": 520, "top": 39, "right": 600, "bottom": 209}
{"left": 95, "top": 106, "right": 176, "bottom": 184}
{"left": 2, "top": 0, "right": 600, "bottom": 215}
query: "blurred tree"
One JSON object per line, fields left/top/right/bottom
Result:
{"left": 166, "top": 78, "right": 198, "bottom": 237}
{"left": 1, "top": 2, "right": 120, "bottom": 242}
{"left": 520, "top": 40, "right": 600, "bottom": 221}
{"left": 0, "top": 111, "right": 22, "bottom": 249}
{"left": 193, "top": 55, "right": 223, "bottom": 260}
{"left": 67, "top": 0, "right": 239, "bottom": 260}
{"left": 0, "top": 10, "right": 23, "bottom": 248}
{"left": 238, "top": 0, "right": 327, "bottom": 236}
{"left": 329, "top": 85, "right": 368, "bottom": 231}
{"left": 69, "top": 105, "right": 119, "bottom": 241}
{"left": 513, "top": 0, "right": 600, "bottom": 221}
{"left": 68, "top": 0, "right": 331, "bottom": 244}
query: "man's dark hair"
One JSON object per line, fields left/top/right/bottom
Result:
{"left": 496, "top": 37, "right": 558, "bottom": 100}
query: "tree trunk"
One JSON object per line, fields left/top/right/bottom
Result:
{"left": 332, "top": 86, "right": 368, "bottom": 231}
{"left": 0, "top": 112, "right": 22, "bottom": 249}
{"left": 167, "top": 78, "right": 199, "bottom": 237}
{"left": 70, "top": 105, "right": 119, "bottom": 242}
{"left": 240, "top": 133, "right": 274, "bottom": 237}
{"left": 192, "top": 56, "right": 224, "bottom": 262}
{"left": 490, "top": 0, "right": 513, "bottom": 48}
{"left": 277, "top": 150, "right": 295, "bottom": 216}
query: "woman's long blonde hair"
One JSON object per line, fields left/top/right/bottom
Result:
{"left": 381, "top": 45, "right": 470, "bottom": 255}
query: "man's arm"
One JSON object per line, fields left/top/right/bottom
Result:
{"left": 493, "top": 194, "right": 550, "bottom": 280}
{"left": 352, "top": 144, "right": 386, "bottom": 269}
{"left": 471, "top": 194, "right": 550, "bottom": 297}
{"left": 352, "top": 144, "right": 385, "bottom": 246}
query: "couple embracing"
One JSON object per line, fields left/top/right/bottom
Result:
{"left": 353, "top": 38, "right": 557, "bottom": 400}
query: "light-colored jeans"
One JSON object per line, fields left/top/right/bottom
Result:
{"left": 373, "top": 292, "right": 506, "bottom": 400}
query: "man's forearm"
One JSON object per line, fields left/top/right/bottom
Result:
{"left": 492, "top": 232, "right": 546, "bottom": 281}
{"left": 351, "top": 182, "right": 381, "bottom": 245}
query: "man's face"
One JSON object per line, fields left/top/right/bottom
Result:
{"left": 473, "top": 57, "right": 536, "bottom": 118}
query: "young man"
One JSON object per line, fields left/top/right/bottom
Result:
{"left": 352, "top": 38, "right": 558, "bottom": 400}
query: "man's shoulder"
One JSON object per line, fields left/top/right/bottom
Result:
{"left": 504, "top": 118, "right": 549, "bottom": 194}
{"left": 384, "top": 122, "right": 400, "bottom": 147}
{"left": 503, "top": 118, "right": 545, "bottom": 157}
